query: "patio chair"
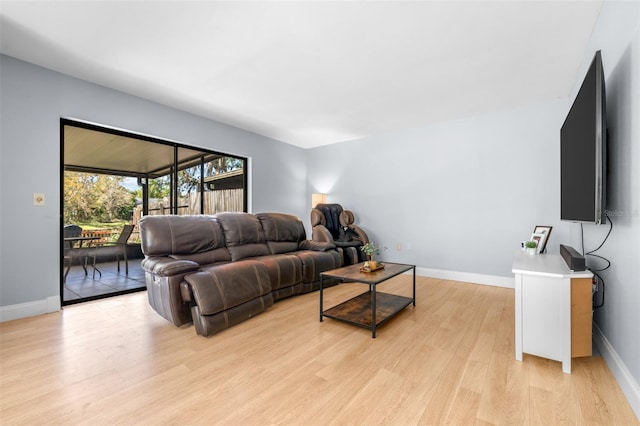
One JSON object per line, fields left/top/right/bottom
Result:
{"left": 89, "top": 225, "right": 135, "bottom": 277}
{"left": 63, "top": 224, "right": 83, "bottom": 281}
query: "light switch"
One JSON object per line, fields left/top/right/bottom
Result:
{"left": 33, "top": 193, "right": 45, "bottom": 206}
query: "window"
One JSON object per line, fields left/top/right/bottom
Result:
{"left": 61, "top": 118, "right": 247, "bottom": 305}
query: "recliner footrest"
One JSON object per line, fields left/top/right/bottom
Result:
{"left": 184, "top": 260, "right": 274, "bottom": 336}
{"left": 191, "top": 295, "right": 274, "bottom": 337}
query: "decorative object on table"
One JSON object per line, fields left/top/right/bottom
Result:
{"left": 360, "top": 242, "right": 387, "bottom": 271}
{"left": 532, "top": 225, "right": 553, "bottom": 254}
{"left": 360, "top": 261, "right": 385, "bottom": 272}
{"left": 530, "top": 233, "right": 545, "bottom": 254}
{"left": 524, "top": 240, "right": 538, "bottom": 254}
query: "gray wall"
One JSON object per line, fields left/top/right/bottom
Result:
{"left": 308, "top": 99, "right": 571, "bottom": 278}
{"left": 307, "top": 0, "right": 639, "bottom": 414}
{"left": 0, "top": 54, "right": 307, "bottom": 309}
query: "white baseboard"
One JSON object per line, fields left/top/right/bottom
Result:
{"left": 0, "top": 296, "right": 60, "bottom": 323}
{"left": 593, "top": 322, "right": 640, "bottom": 421}
{"left": 415, "top": 266, "right": 514, "bottom": 288}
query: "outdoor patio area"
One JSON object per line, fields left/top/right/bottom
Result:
{"left": 64, "top": 259, "right": 146, "bottom": 303}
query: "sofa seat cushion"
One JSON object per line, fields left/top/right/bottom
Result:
{"left": 298, "top": 240, "right": 336, "bottom": 252}
{"left": 185, "top": 260, "right": 271, "bottom": 316}
{"left": 227, "top": 244, "right": 270, "bottom": 261}
{"left": 254, "top": 254, "right": 302, "bottom": 290}
{"left": 294, "top": 250, "right": 342, "bottom": 283}
{"left": 266, "top": 241, "right": 299, "bottom": 255}
{"left": 170, "top": 248, "right": 231, "bottom": 265}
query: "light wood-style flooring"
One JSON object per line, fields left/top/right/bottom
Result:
{"left": 1, "top": 275, "right": 637, "bottom": 425}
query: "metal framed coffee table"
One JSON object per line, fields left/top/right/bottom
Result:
{"left": 319, "top": 262, "right": 416, "bottom": 338}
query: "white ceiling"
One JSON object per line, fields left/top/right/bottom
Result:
{"left": 0, "top": 1, "right": 602, "bottom": 149}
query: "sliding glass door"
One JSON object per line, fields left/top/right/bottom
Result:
{"left": 61, "top": 119, "right": 247, "bottom": 305}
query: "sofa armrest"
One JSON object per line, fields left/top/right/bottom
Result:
{"left": 299, "top": 240, "right": 336, "bottom": 252}
{"left": 141, "top": 256, "right": 200, "bottom": 277}
{"left": 347, "top": 224, "right": 369, "bottom": 244}
{"left": 180, "top": 281, "right": 194, "bottom": 304}
{"left": 311, "top": 225, "right": 333, "bottom": 243}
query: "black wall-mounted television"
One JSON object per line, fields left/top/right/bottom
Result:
{"left": 560, "top": 50, "right": 607, "bottom": 224}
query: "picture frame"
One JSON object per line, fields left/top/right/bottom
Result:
{"left": 530, "top": 233, "right": 545, "bottom": 254}
{"left": 532, "top": 226, "right": 553, "bottom": 254}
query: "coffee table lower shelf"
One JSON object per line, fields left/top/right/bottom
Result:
{"left": 322, "top": 291, "right": 413, "bottom": 331}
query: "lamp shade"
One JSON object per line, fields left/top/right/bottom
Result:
{"left": 312, "top": 193, "right": 326, "bottom": 208}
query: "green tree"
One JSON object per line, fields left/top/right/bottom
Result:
{"left": 93, "top": 175, "right": 135, "bottom": 222}
{"left": 135, "top": 176, "right": 171, "bottom": 199}
{"left": 177, "top": 156, "right": 243, "bottom": 196}
{"left": 64, "top": 171, "right": 135, "bottom": 224}
{"left": 64, "top": 172, "right": 97, "bottom": 223}
{"left": 133, "top": 156, "right": 243, "bottom": 199}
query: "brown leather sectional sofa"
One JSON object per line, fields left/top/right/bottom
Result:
{"left": 139, "top": 212, "right": 342, "bottom": 336}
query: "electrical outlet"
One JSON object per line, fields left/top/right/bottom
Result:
{"left": 33, "top": 193, "right": 45, "bottom": 206}
{"left": 396, "top": 242, "right": 402, "bottom": 251}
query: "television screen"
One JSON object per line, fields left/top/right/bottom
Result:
{"left": 560, "top": 50, "right": 606, "bottom": 224}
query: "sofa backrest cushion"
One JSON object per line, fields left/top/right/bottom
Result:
{"left": 139, "top": 215, "right": 226, "bottom": 256}
{"left": 257, "top": 212, "right": 307, "bottom": 254}
{"left": 215, "top": 212, "right": 270, "bottom": 261}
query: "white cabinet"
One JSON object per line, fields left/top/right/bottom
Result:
{"left": 512, "top": 250, "right": 593, "bottom": 374}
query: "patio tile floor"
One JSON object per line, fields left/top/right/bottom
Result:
{"left": 63, "top": 259, "right": 146, "bottom": 302}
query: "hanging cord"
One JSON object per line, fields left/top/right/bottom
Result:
{"left": 586, "top": 213, "right": 613, "bottom": 272}
{"left": 581, "top": 213, "right": 612, "bottom": 310}
{"left": 592, "top": 270, "right": 605, "bottom": 309}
